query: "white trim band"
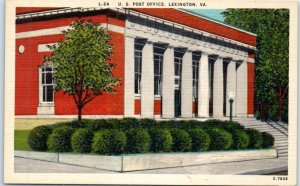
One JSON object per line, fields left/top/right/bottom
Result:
{"left": 16, "top": 24, "right": 124, "bottom": 39}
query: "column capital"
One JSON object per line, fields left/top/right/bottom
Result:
{"left": 167, "top": 45, "right": 175, "bottom": 49}
{"left": 186, "top": 49, "right": 193, "bottom": 53}
{"left": 201, "top": 51, "right": 208, "bottom": 56}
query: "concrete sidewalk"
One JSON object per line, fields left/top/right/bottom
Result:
{"left": 15, "top": 156, "right": 287, "bottom": 175}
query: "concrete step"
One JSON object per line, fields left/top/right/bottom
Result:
{"left": 278, "top": 153, "right": 288, "bottom": 157}
{"left": 278, "top": 150, "right": 288, "bottom": 154}
{"left": 274, "top": 143, "right": 288, "bottom": 147}
{"left": 275, "top": 142, "right": 288, "bottom": 145}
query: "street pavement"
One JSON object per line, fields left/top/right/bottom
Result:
{"left": 15, "top": 157, "right": 287, "bottom": 175}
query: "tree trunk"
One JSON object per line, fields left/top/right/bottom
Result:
{"left": 78, "top": 106, "right": 82, "bottom": 122}
{"left": 278, "top": 97, "right": 283, "bottom": 122}
{"left": 260, "top": 101, "right": 263, "bottom": 121}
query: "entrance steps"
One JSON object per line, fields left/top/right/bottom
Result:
{"left": 232, "top": 117, "right": 288, "bottom": 157}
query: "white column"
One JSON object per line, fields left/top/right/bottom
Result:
{"left": 213, "top": 57, "right": 224, "bottom": 117}
{"left": 181, "top": 50, "right": 193, "bottom": 118}
{"left": 124, "top": 36, "right": 135, "bottom": 117}
{"left": 197, "top": 52, "right": 209, "bottom": 117}
{"left": 141, "top": 41, "right": 154, "bottom": 118}
{"left": 236, "top": 61, "right": 248, "bottom": 117}
{"left": 226, "top": 61, "right": 237, "bottom": 117}
{"left": 162, "top": 46, "right": 175, "bottom": 118}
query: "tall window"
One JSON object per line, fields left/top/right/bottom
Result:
{"left": 134, "top": 42, "right": 143, "bottom": 94}
{"left": 41, "top": 65, "right": 54, "bottom": 102}
{"left": 154, "top": 46, "right": 164, "bottom": 96}
{"left": 192, "top": 58, "right": 199, "bottom": 99}
{"left": 174, "top": 51, "right": 183, "bottom": 87}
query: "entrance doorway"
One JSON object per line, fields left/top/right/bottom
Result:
{"left": 174, "top": 90, "right": 181, "bottom": 117}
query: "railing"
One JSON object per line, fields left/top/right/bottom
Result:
{"left": 266, "top": 118, "right": 288, "bottom": 137}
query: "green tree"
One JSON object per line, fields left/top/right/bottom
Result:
{"left": 44, "top": 21, "right": 120, "bottom": 121}
{"left": 222, "top": 9, "right": 289, "bottom": 121}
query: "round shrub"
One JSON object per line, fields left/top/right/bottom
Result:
{"left": 47, "top": 126, "right": 75, "bottom": 152}
{"left": 246, "top": 128, "right": 263, "bottom": 149}
{"left": 149, "top": 128, "right": 173, "bottom": 152}
{"left": 207, "top": 128, "right": 233, "bottom": 150}
{"left": 262, "top": 132, "right": 275, "bottom": 148}
{"left": 126, "top": 128, "right": 151, "bottom": 153}
{"left": 108, "top": 130, "right": 127, "bottom": 155}
{"left": 92, "top": 130, "right": 110, "bottom": 154}
{"left": 28, "top": 126, "right": 52, "bottom": 151}
{"left": 231, "top": 129, "right": 250, "bottom": 149}
{"left": 187, "top": 128, "right": 210, "bottom": 151}
{"left": 170, "top": 129, "right": 192, "bottom": 152}
{"left": 71, "top": 128, "right": 93, "bottom": 153}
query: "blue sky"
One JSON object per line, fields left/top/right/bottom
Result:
{"left": 183, "top": 9, "right": 225, "bottom": 22}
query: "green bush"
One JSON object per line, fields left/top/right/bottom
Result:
{"left": 92, "top": 129, "right": 126, "bottom": 155}
{"left": 28, "top": 126, "right": 52, "bottom": 151}
{"left": 262, "top": 132, "right": 275, "bottom": 148}
{"left": 121, "top": 117, "right": 140, "bottom": 129}
{"left": 47, "top": 126, "right": 75, "bottom": 152}
{"left": 108, "top": 130, "right": 127, "bottom": 155}
{"left": 149, "top": 128, "right": 173, "bottom": 152}
{"left": 170, "top": 129, "right": 192, "bottom": 152}
{"left": 207, "top": 128, "right": 233, "bottom": 150}
{"left": 71, "top": 128, "right": 93, "bottom": 153}
{"left": 231, "top": 129, "right": 250, "bottom": 149}
{"left": 187, "top": 128, "right": 210, "bottom": 151}
{"left": 126, "top": 128, "right": 151, "bottom": 153}
{"left": 140, "top": 118, "right": 156, "bottom": 129}
{"left": 91, "top": 130, "right": 110, "bottom": 154}
{"left": 246, "top": 128, "right": 263, "bottom": 149}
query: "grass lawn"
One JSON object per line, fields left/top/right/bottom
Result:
{"left": 15, "top": 118, "right": 74, "bottom": 130}
{"left": 14, "top": 130, "right": 32, "bottom": 151}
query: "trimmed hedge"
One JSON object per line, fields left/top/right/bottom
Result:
{"left": 71, "top": 128, "right": 93, "bottom": 153}
{"left": 231, "top": 129, "right": 250, "bottom": 149}
{"left": 170, "top": 129, "right": 192, "bottom": 152}
{"left": 29, "top": 119, "right": 275, "bottom": 155}
{"left": 246, "top": 128, "right": 263, "bottom": 149}
{"left": 187, "top": 128, "right": 210, "bottom": 151}
{"left": 262, "top": 132, "right": 275, "bottom": 148}
{"left": 47, "top": 126, "right": 75, "bottom": 152}
{"left": 126, "top": 128, "right": 151, "bottom": 153}
{"left": 108, "top": 130, "right": 127, "bottom": 155}
{"left": 28, "top": 126, "right": 52, "bottom": 151}
{"left": 149, "top": 128, "right": 173, "bottom": 152}
{"left": 207, "top": 128, "right": 233, "bottom": 150}
{"left": 92, "top": 129, "right": 127, "bottom": 155}
{"left": 91, "top": 130, "right": 110, "bottom": 154}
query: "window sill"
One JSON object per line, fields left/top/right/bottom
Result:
{"left": 37, "top": 103, "right": 54, "bottom": 115}
{"left": 39, "top": 102, "right": 54, "bottom": 107}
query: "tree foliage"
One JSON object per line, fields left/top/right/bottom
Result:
{"left": 44, "top": 21, "right": 120, "bottom": 121}
{"left": 222, "top": 9, "right": 289, "bottom": 121}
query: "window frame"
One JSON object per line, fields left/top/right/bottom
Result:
{"left": 154, "top": 51, "right": 163, "bottom": 96}
{"left": 134, "top": 42, "right": 143, "bottom": 96}
{"left": 39, "top": 64, "right": 54, "bottom": 106}
{"left": 192, "top": 59, "right": 199, "bottom": 99}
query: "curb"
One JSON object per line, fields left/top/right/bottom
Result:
{"left": 15, "top": 148, "right": 278, "bottom": 172}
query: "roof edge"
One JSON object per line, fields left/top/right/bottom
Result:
{"left": 178, "top": 9, "right": 257, "bottom": 37}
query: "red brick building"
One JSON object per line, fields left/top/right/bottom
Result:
{"left": 15, "top": 8, "right": 256, "bottom": 118}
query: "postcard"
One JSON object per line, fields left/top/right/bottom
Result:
{"left": 4, "top": 0, "right": 297, "bottom": 185}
